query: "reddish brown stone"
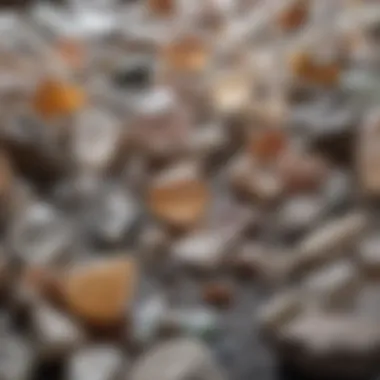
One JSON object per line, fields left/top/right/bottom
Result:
{"left": 202, "top": 282, "right": 234, "bottom": 308}
{"left": 148, "top": 0, "right": 176, "bottom": 16}
{"left": 248, "top": 129, "right": 288, "bottom": 163}
{"left": 276, "top": 0, "right": 309, "bottom": 32}
{"left": 279, "top": 152, "right": 328, "bottom": 194}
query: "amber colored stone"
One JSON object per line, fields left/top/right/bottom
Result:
{"left": 276, "top": 1, "right": 309, "bottom": 32}
{"left": 148, "top": 179, "right": 209, "bottom": 229}
{"left": 162, "top": 36, "right": 209, "bottom": 72}
{"left": 290, "top": 51, "right": 340, "bottom": 87}
{"left": 248, "top": 129, "right": 287, "bottom": 163}
{"left": 33, "top": 78, "right": 85, "bottom": 119}
{"left": 56, "top": 38, "right": 85, "bottom": 70}
{"left": 148, "top": 0, "right": 175, "bottom": 16}
{"left": 63, "top": 258, "right": 137, "bottom": 326}
{"left": 202, "top": 282, "right": 233, "bottom": 308}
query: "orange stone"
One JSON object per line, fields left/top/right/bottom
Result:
{"left": 63, "top": 258, "right": 137, "bottom": 326}
{"left": 276, "top": 1, "right": 309, "bottom": 32}
{"left": 148, "top": 0, "right": 175, "bottom": 16}
{"left": 248, "top": 129, "right": 287, "bottom": 163}
{"left": 148, "top": 179, "right": 209, "bottom": 229}
{"left": 162, "top": 36, "right": 209, "bottom": 72}
{"left": 290, "top": 51, "right": 340, "bottom": 87}
{"left": 33, "top": 78, "right": 85, "bottom": 119}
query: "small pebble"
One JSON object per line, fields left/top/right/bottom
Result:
{"left": 67, "top": 345, "right": 124, "bottom": 380}
{"left": 130, "top": 337, "right": 225, "bottom": 380}
{"left": 202, "top": 282, "right": 234, "bottom": 309}
{"left": 62, "top": 257, "right": 137, "bottom": 326}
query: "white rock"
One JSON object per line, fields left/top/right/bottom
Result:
{"left": 33, "top": 304, "right": 85, "bottom": 357}
{"left": 277, "top": 196, "right": 323, "bottom": 235}
{"left": 133, "top": 295, "right": 167, "bottom": 345}
{"left": 258, "top": 289, "right": 302, "bottom": 336}
{"left": 282, "top": 313, "right": 380, "bottom": 357}
{"left": 278, "top": 313, "right": 380, "bottom": 378}
{"left": 73, "top": 108, "right": 121, "bottom": 171}
{"left": 172, "top": 231, "right": 229, "bottom": 270}
{"left": 68, "top": 345, "right": 124, "bottom": 380}
{"left": 90, "top": 186, "right": 139, "bottom": 244}
{"left": 294, "top": 212, "right": 367, "bottom": 273}
{"left": 164, "top": 307, "right": 221, "bottom": 339}
{"left": 131, "top": 338, "right": 225, "bottom": 380}
{"left": 303, "top": 261, "right": 360, "bottom": 310}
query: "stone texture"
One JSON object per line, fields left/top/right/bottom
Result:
{"left": 62, "top": 257, "right": 137, "bottom": 326}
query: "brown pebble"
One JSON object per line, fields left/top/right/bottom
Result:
{"left": 62, "top": 258, "right": 137, "bottom": 327}
{"left": 290, "top": 51, "right": 340, "bottom": 87}
{"left": 248, "top": 129, "right": 288, "bottom": 163}
{"left": 148, "top": 0, "right": 175, "bottom": 16}
{"left": 33, "top": 78, "right": 86, "bottom": 119}
{"left": 276, "top": 0, "right": 309, "bottom": 32}
{"left": 162, "top": 36, "right": 209, "bottom": 73}
{"left": 202, "top": 282, "right": 233, "bottom": 308}
{"left": 279, "top": 152, "right": 328, "bottom": 194}
{"left": 148, "top": 178, "right": 209, "bottom": 230}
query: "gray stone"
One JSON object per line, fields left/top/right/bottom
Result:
{"left": 68, "top": 345, "right": 124, "bottom": 380}
{"left": 32, "top": 304, "right": 85, "bottom": 358}
{"left": 131, "top": 338, "right": 225, "bottom": 380}
{"left": 0, "top": 333, "right": 34, "bottom": 380}
{"left": 9, "top": 202, "right": 71, "bottom": 265}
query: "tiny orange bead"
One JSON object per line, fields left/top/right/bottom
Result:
{"left": 33, "top": 78, "right": 85, "bottom": 119}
